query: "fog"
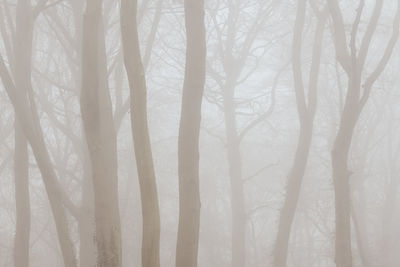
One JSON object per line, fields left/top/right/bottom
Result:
{"left": 0, "top": 0, "right": 399, "bottom": 266}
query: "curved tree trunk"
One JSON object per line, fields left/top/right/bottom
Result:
{"left": 0, "top": 53, "right": 78, "bottom": 267}
{"left": 327, "top": 0, "right": 400, "bottom": 265}
{"left": 0, "top": 1, "right": 77, "bottom": 266}
{"left": 331, "top": 85, "right": 359, "bottom": 267}
{"left": 175, "top": 0, "right": 206, "bottom": 266}
{"left": 120, "top": 0, "right": 161, "bottom": 266}
{"left": 273, "top": 2, "right": 327, "bottom": 266}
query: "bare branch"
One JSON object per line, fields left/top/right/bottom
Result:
{"left": 327, "top": 0, "right": 351, "bottom": 72}
{"left": 357, "top": 0, "right": 384, "bottom": 69}
{"left": 360, "top": 2, "right": 400, "bottom": 109}
{"left": 292, "top": 0, "right": 307, "bottom": 118}
{"left": 243, "top": 161, "right": 279, "bottom": 183}
{"left": 350, "top": 0, "right": 365, "bottom": 61}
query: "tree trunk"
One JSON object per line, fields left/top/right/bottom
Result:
{"left": 0, "top": 54, "right": 78, "bottom": 267}
{"left": 273, "top": 2, "right": 326, "bottom": 266}
{"left": 80, "top": 0, "right": 122, "bottom": 266}
{"left": 327, "top": 0, "right": 400, "bottom": 264}
{"left": 0, "top": 1, "right": 78, "bottom": 266}
{"left": 14, "top": 123, "right": 30, "bottom": 267}
{"left": 13, "top": 1, "right": 31, "bottom": 266}
{"left": 274, "top": 120, "right": 313, "bottom": 267}
{"left": 222, "top": 81, "right": 246, "bottom": 267}
{"left": 175, "top": 0, "right": 206, "bottom": 266}
{"left": 68, "top": 2, "right": 97, "bottom": 265}
{"left": 78, "top": 151, "right": 96, "bottom": 267}
{"left": 120, "top": 0, "right": 161, "bottom": 266}
{"left": 331, "top": 91, "right": 359, "bottom": 267}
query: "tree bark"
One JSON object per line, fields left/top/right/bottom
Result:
{"left": 80, "top": 0, "right": 122, "bottom": 266}
{"left": 120, "top": 0, "right": 161, "bottom": 266}
{"left": 175, "top": 0, "right": 206, "bottom": 266}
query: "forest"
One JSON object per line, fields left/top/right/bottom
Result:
{"left": 0, "top": 0, "right": 399, "bottom": 266}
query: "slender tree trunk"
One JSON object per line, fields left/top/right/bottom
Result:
{"left": 274, "top": 120, "right": 313, "bottom": 267}
{"left": 273, "top": 2, "right": 326, "bottom": 266}
{"left": 69, "top": 2, "right": 97, "bottom": 265}
{"left": 222, "top": 81, "right": 246, "bottom": 267}
{"left": 0, "top": 54, "right": 78, "bottom": 267}
{"left": 352, "top": 185, "right": 371, "bottom": 267}
{"left": 78, "top": 151, "right": 96, "bottom": 267}
{"left": 13, "top": 1, "right": 31, "bottom": 265}
{"left": 327, "top": 0, "right": 400, "bottom": 264}
{"left": 120, "top": 0, "right": 161, "bottom": 266}
{"left": 331, "top": 85, "right": 359, "bottom": 267}
{"left": 80, "top": 0, "right": 122, "bottom": 266}
{"left": 175, "top": 0, "right": 206, "bottom": 266}
{"left": 4, "top": 0, "right": 78, "bottom": 266}
{"left": 14, "top": 123, "right": 30, "bottom": 267}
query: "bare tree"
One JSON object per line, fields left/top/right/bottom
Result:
{"left": 1, "top": 0, "right": 400, "bottom": 265}
{"left": 80, "top": 0, "right": 122, "bottom": 266}
{"left": 207, "top": 1, "right": 278, "bottom": 265}
{"left": 120, "top": 0, "right": 161, "bottom": 266}
{"left": 0, "top": 1, "right": 78, "bottom": 266}
{"left": 273, "top": 1, "right": 327, "bottom": 266}
{"left": 328, "top": 0, "right": 400, "bottom": 265}
{"left": 175, "top": 0, "right": 206, "bottom": 266}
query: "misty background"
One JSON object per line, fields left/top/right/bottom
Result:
{"left": 0, "top": 0, "right": 400, "bottom": 266}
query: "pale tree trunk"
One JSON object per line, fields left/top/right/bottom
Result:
{"left": 175, "top": 0, "right": 206, "bottom": 266}
{"left": 78, "top": 149, "right": 96, "bottom": 267}
{"left": 331, "top": 99, "right": 357, "bottom": 267}
{"left": 69, "top": 1, "right": 97, "bottom": 265}
{"left": 327, "top": 0, "right": 400, "bottom": 265}
{"left": 114, "top": 0, "right": 163, "bottom": 133}
{"left": 0, "top": 1, "right": 77, "bottom": 266}
{"left": 14, "top": 123, "right": 29, "bottom": 267}
{"left": 13, "top": 0, "right": 32, "bottom": 266}
{"left": 352, "top": 184, "right": 370, "bottom": 267}
{"left": 120, "top": 0, "right": 161, "bottom": 266}
{"left": 273, "top": 2, "right": 327, "bottom": 266}
{"left": 80, "top": 0, "right": 122, "bottom": 266}
{"left": 0, "top": 53, "right": 77, "bottom": 267}
{"left": 221, "top": 79, "right": 246, "bottom": 267}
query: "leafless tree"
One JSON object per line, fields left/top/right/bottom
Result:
{"left": 121, "top": 0, "right": 161, "bottom": 266}
{"left": 175, "top": 0, "right": 206, "bottom": 266}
